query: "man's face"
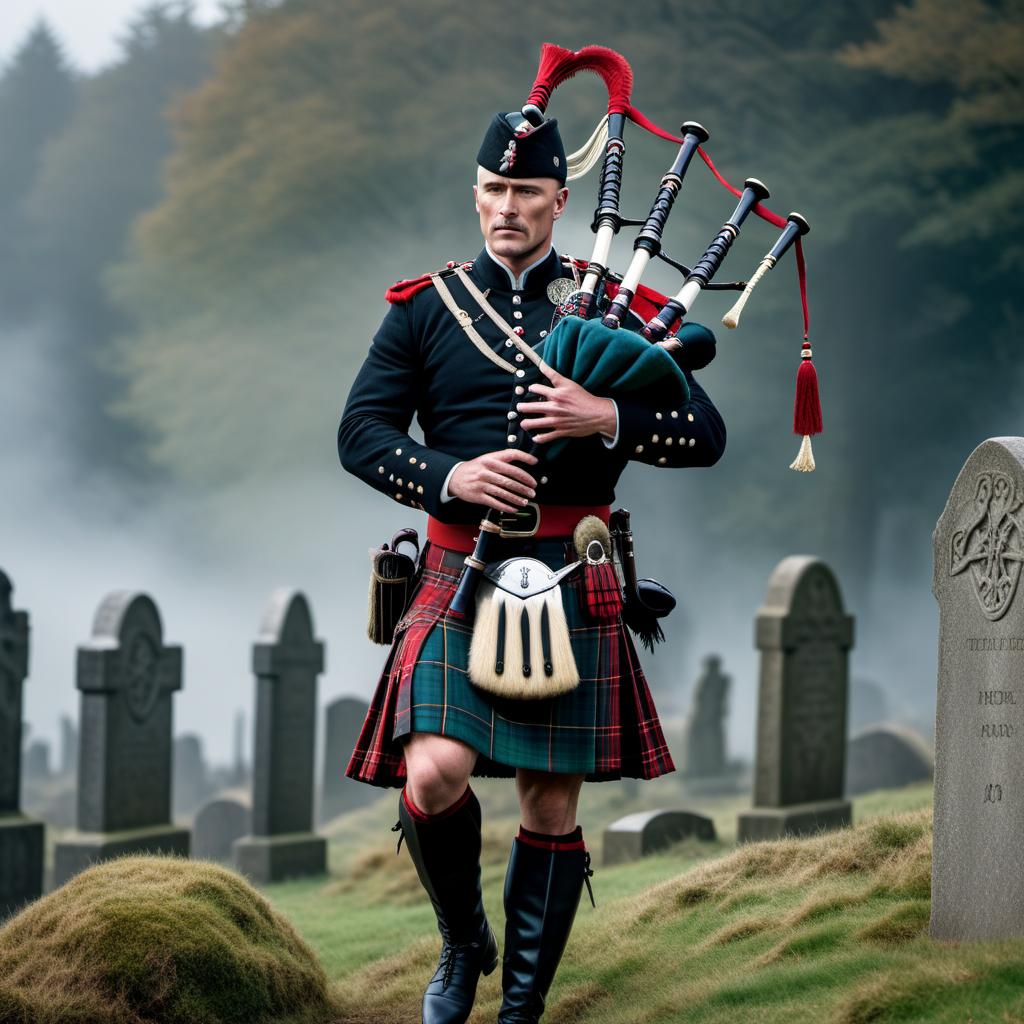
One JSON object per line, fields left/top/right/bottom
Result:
{"left": 474, "top": 167, "right": 569, "bottom": 267}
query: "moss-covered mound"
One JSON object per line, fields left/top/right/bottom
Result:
{"left": 0, "top": 856, "right": 336, "bottom": 1024}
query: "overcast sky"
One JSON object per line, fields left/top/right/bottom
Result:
{"left": 2, "top": 0, "right": 224, "bottom": 72}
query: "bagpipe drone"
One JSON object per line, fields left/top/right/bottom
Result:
{"left": 450, "top": 43, "right": 818, "bottom": 624}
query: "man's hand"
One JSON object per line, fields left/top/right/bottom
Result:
{"left": 516, "top": 363, "right": 616, "bottom": 444}
{"left": 448, "top": 449, "right": 539, "bottom": 513}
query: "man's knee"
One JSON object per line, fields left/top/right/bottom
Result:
{"left": 516, "top": 770, "right": 584, "bottom": 834}
{"left": 403, "top": 733, "right": 477, "bottom": 814}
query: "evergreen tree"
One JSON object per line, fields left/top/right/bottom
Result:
{"left": 0, "top": 21, "right": 76, "bottom": 318}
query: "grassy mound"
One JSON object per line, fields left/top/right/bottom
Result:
{"left": 0, "top": 856, "right": 337, "bottom": 1024}
{"left": 323, "top": 807, "right": 1024, "bottom": 1023}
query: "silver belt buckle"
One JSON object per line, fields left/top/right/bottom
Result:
{"left": 498, "top": 501, "right": 540, "bottom": 538}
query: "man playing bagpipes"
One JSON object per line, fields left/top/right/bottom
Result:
{"left": 338, "top": 42, "right": 812, "bottom": 1024}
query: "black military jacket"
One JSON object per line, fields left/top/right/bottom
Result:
{"left": 338, "top": 247, "right": 726, "bottom": 524}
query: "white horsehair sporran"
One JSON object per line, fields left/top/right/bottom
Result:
{"left": 468, "top": 556, "right": 581, "bottom": 698}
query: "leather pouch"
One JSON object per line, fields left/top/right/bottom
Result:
{"left": 367, "top": 528, "right": 420, "bottom": 645}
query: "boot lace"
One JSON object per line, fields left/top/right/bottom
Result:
{"left": 437, "top": 935, "right": 480, "bottom": 990}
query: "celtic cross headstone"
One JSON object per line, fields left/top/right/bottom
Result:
{"left": 54, "top": 592, "right": 189, "bottom": 885}
{"left": 738, "top": 556, "right": 854, "bottom": 841}
{"left": 931, "top": 437, "right": 1024, "bottom": 939}
{"left": 234, "top": 590, "right": 327, "bottom": 881}
{"left": 0, "top": 569, "right": 44, "bottom": 917}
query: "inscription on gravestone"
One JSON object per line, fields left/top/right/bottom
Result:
{"left": 234, "top": 590, "right": 327, "bottom": 882}
{"left": 738, "top": 556, "right": 854, "bottom": 842}
{"left": 932, "top": 438, "right": 1024, "bottom": 940}
{"left": 0, "top": 569, "right": 44, "bottom": 918}
{"left": 53, "top": 592, "right": 189, "bottom": 885}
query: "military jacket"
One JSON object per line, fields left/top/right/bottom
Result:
{"left": 337, "top": 247, "right": 726, "bottom": 524}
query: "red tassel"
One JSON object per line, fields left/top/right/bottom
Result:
{"left": 583, "top": 561, "right": 623, "bottom": 620}
{"left": 526, "top": 45, "right": 634, "bottom": 116}
{"left": 793, "top": 341, "right": 822, "bottom": 436}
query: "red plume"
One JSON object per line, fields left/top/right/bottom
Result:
{"left": 526, "top": 44, "right": 633, "bottom": 116}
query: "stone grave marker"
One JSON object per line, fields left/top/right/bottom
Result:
{"left": 54, "top": 592, "right": 189, "bottom": 885}
{"left": 59, "top": 713, "right": 78, "bottom": 778}
{"left": 682, "top": 655, "right": 730, "bottom": 778}
{"left": 932, "top": 437, "right": 1024, "bottom": 940}
{"left": 603, "top": 809, "right": 716, "bottom": 866}
{"left": 173, "top": 733, "right": 210, "bottom": 819}
{"left": 234, "top": 590, "right": 327, "bottom": 882}
{"left": 320, "top": 696, "right": 374, "bottom": 824}
{"left": 846, "top": 723, "right": 933, "bottom": 796}
{"left": 0, "top": 570, "right": 44, "bottom": 918}
{"left": 193, "top": 791, "right": 252, "bottom": 862}
{"left": 22, "top": 740, "right": 51, "bottom": 785}
{"left": 738, "top": 556, "right": 854, "bottom": 841}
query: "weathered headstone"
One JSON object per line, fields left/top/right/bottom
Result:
{"left": 932, "top": 438, "right": 1024, "bottom": 940}
{"left": 22, "top": 740, "right": 51, "bottom": 785}
{"left": 234, "top": 590, "right": 327, "bottom": 882}
{"left": 846, "top": 723, "right": 933, "bottom": 796}
{"left": 848, "top": 677, "right": 888, "bottom": 733}
{"left": 193, "top": 790, "right": 252, "bottom": 863}
{"left": 54, "top": 592, "right": 189, "bottom": 885}
{"left": 738, "top": 556, "right": 854, "bottom": 841}
{"left": 320, "top": 696, "right": 374, "bottom": 824}
{"left": 0, "top": 570, "right": 44, "bottom": 918}
{"left": 682, "top": 655, "right": 730, "bottom": 778}
{"left": 603, "top": 809, "right": 716, "bottom": 866}
{"left": 173, "top": 733, "right": 210, "bottom": 819}
{"left": 59, "top": 713, "right": 78, "bottom": 778}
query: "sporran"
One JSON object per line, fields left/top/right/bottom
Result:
{"left": 468, "top": 556, "right": 581, "bottom": 699}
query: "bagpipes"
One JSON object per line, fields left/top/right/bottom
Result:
{"left": 450, "top": 43, "right": 818, "bottom": 629}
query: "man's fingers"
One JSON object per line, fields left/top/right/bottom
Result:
{"left": 485, "top": 486, "right": 530, "bottom": 510}
{"left": 526, "top": 383, "right": 556, "bottom": 398}
{"left": 491, "top": 448, "right": 539, "bottom": 466}
{"left": 482, "top": 470, "right": 534, "bottom": 497}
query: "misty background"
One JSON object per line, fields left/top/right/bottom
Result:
{"left": 2, "top": 0, "right": 1020, "bottom": 773}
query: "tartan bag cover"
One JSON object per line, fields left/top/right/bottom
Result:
{"left": 346, "top": 541, "right": 676, "bottom": 786}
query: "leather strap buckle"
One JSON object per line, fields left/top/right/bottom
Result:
{"left": 498, "top": 501, "right": 540, "bottom": 538}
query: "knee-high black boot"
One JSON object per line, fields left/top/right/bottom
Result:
{"left": 396, "top": 786, "right": 499, "bottom": 1024}
{"left": 497, "top": 826, "right": 595, "bottom": 1023}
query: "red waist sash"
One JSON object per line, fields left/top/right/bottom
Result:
{"left": 427, "top": 504, "right": 610, "bottom": 554}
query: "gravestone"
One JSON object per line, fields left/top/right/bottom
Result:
{"left": 738, "top": 556, "right": 854, "bottom": 842}
{"left": 848, "top": 677, "right": 888, "bottom": 733}
{"left": 682, "top": 655, "right": 730, "bottom": 778}
{"left": 846, "top": 723, "right": 933, "bottom": 796}
{"left": 54, "top": 592, "right": 189, "bottom": 885}
{"left": 59, "top": 714, "right": 78, "bottom": 778}
{"left": 320, "top": 696, "right": 374, "bottom": 824}
{"left": 234, "top": 590, "right": 327, "bottom": 882}
{"left": 22, "top": 740, "right": 51, "bottom": 785}
{"left": 0, "top": 570, "right": 44, "bottom": 918}
{"left": 193, "top": 790, "right": 252, "bottom": 862}
{"left": 603, "top": 809, "right": 715, "bottom": 866}
{"left": 931, "top": 437, "right": 1024, "bottom": 940}
{"left": 173, "top": 733, "right": 210, "bottom": 819}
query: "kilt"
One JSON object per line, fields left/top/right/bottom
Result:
{"left": 346, "top": 539, "right": 676, "bottom": 787}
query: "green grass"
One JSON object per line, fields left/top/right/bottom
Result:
{"left": 266, "top": 779, "right": 1024, "bottom": 1023}
{"left": 9, "top": 780, "right": 1024, "bottom": 1023}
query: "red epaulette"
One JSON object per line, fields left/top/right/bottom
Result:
{"left": 385, "top": 261, "right": 471, "bottom": 304}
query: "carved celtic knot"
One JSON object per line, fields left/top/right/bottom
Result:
{"left": 950, "top": 471, "right": 1024, "bottom": 621}
{"left": 125, "top": 632, "right": 160, "bottom": 723}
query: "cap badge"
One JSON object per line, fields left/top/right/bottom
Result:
{"left": 499, "top": 139, "right": 517, "bottom": 173}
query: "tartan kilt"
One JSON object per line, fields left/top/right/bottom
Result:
{"left": 346, "top": 540, "right": 676, "bottom": 787}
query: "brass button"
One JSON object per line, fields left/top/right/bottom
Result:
{"left": 515, "top": 369, "right": 526, "bottom": 378}
{"left": 671, "top": 411, "right": 679, "bottom": 419}
{"left": 508, "top": 434, "right": 517, "bottom": 443}
{"left": 634, "top": 445, "right": 644, "bottom": 454}
{"left": 657, "top": 457, "right": 667, "bottom": 465}
{"left": 508, "top": 411, "right": 518, "bottom": 420}
{"left": 515, "top": 386, "right": 525, "bottom": 395}
{"left": 512, "top": 294, "right": 522, "bottom": 305}
{"left": 655, "top": 412, "right": 663, "bottom": 420}
{"left": 409, "top": 456, "right": 416, "bottom": 464}
{"left": 687, "top": 412, "right": 694, "bottom": 422}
